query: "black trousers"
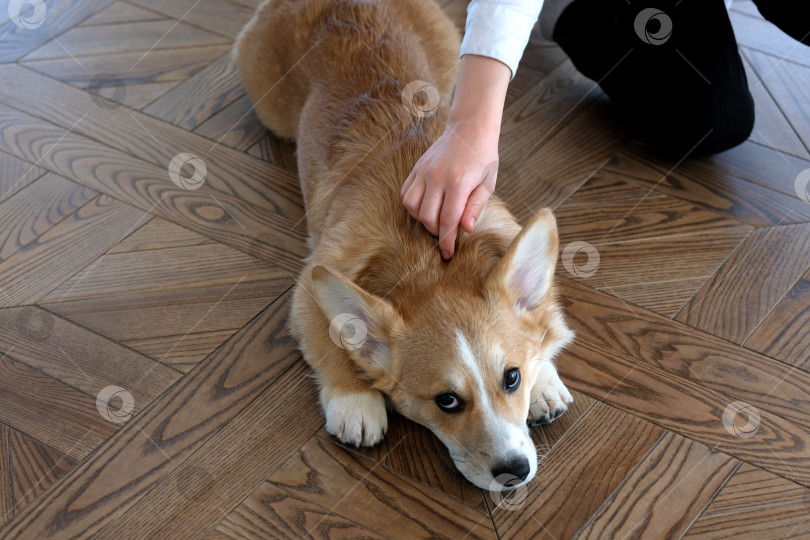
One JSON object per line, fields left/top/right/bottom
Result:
{"left": 554, "top": 0, "right": 759, "bottom": 157}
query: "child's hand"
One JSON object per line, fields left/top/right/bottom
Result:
{"left": 401, "top": 123, "right": 498, "bottom": 260}
{"left": 401, "top": 54, "right": 511, "bottom": 260}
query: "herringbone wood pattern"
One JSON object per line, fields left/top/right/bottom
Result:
{"left": 1, "top": 1, "right": 809, "bottom": 538}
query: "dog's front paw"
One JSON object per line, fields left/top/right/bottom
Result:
{"left": 528, "top": 362, "right": 573, "bottom": 425}
{"left": 323, "top": 391, "right": 388, "bottom": 447}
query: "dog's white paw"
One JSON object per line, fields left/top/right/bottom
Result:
{"left": 528, "top": 362, "right": 573, "bottom": 425}
{"left": 323, "top": 391, "right": 388, "bottom": 447}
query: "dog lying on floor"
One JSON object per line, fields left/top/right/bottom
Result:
{"left": 235, "top": 0, "right": 574, "bottom": 490}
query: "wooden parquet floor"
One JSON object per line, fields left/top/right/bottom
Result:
{"left": 0, "top": 0, "right": 809, "bottom": 538}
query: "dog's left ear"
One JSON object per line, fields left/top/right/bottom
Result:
{"left": 487, "top": 208, "right": 559, "bottom": 311}
{"left": 310, "top": 265, "right": 402, "bottom": 382}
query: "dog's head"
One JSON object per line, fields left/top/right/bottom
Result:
{"left": 310, "top": 208, "right": 573, "bottom": 490}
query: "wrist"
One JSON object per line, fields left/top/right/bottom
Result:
{"left": 447, "top": 54, "right": 509, "bottom": 138}
{"left": 445, "top": 116, "right": 500, "bottom": 150}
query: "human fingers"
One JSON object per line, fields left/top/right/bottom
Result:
{"left": 437, "top": 183, "right": 469, "bottom": 259}
{"left": 461, "top": 178, "right": 495, "bottom": 233}
{"left": 402, "top": 172, "right": 427, "bottom": 220}
{"left": 418, "top": 182, "right": 444, "bottom": 236}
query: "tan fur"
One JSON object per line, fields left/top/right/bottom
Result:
{"left": 235, "top": 0, "right": 574, "bottom": 489}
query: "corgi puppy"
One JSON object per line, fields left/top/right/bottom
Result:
{"left": 235, "top": 0, "right": 574, "bottom": 490}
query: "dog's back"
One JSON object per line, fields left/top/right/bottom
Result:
{"left": 236, "top": 0, "right": 461, "bottom": 246}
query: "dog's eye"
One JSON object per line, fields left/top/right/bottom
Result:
{"left": 504, "top": 368, "right": 521, "bottom": 392}
{"left": 435, "top": 393, "right": 463, "bottom": 412}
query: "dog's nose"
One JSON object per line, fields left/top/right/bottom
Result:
{"left": 491, "top": 456, "right": 531, "bottom": 485}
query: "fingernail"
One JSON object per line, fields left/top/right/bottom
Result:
{"left": 441, "top": 250, "right": 450, "bottom": 260}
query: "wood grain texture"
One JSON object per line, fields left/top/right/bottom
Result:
{"left": 268, "top": 432, "right": 496, "bottom": 540}
{"left": 745, "top": 265, "right": 810, "bottom": 369}
{"left": 701, "top": 462, "right": 810, "bottom": 516}
{"left": 246, "top": 134, "right": 299, "bottom": 174}
{"left": 0, "top": 173, "right": 97, "bottom": 261}
{"left": 0, "top": 149, "right": 47, "bottom": 203}
{"left": 118, "top": 81, "right": 184, "bottom": 109}
{"left": 44, "top": 280, "right": 292, "bottom": 344}
{"left": 0, "top": 0, "right": 116, "bottom": 62}
{"left": 493, "top": 401, "right": 665, "bottom": 539}
{"left": 729, "top": 10, "right": 810, "bottom": 68}
{"left": 0, "top": 306, "right": 181, "bottom": 409}
{"left": 605, "top": 142, "right": 810, "bottom": 226}
{"left": 43, "top": 243, "right": 289, "bottom": 302}
{"left": 0, "top": 65, "right": 304, "bottom": 220}
{"left": 121, "top": 330, "right": 239, "bottom": 372}
{"left": 497, "top": 59, "right": 628, "bottom": 217}
{"left": 556, "top": 171, "right": 753, "bottom": 315}
{"left": 203, "top": 531, "right": 235, "bottom": 540}
{"left": 0, "top": 291, "right": 297, "bottom": 539}
{"left": 127, "top": 0, "right": 257, "bottom": 38}
{"left": 0, "top": 354, "right": 118, "bottom": 460}
{"left": 745, "top": 48, "right": 810, "bottom": 158}
{"left": 79, "top": 2, "right": 167, "bottom": 25}
{"left": 577, "top": 432, "right": 739, "bottom": 539}
{"left": 538, "top": 388, "right": 595, "bottom": 447}
{"left": 382, "top": 413, "right": 487, "bottom": 511}
{"left": 106, "top": 217, "right": 216, "bottom": 253}
{"left": 7, "top": 428, "right": 75, "bottom": 513}
{"left": 559, "top": 334, "right": 810, "bottom": 488}
{"left": 95, "top": 361, "right": 323, "bottom": 540}
{"left": 0, "top": 425, "right": 11, "bottom": 522}
{"left": 561, "top": 277, "right": 810, "bottom": 433}
{"left": 22, "top": 45, "right": 234, "bottom": 86}
{"left": 730, "top": 0, "right": 761, "bottom": 18}
{"left": 0, "top": 195, "right": 149, "bottom": 307}
{"left": 144, "top": 53, "right": 245, "bottom": 129}
{"left": 498, "top": 59, "right": 593, "bottom": 153}
{"left": 684, "top": 504, "right": 810, "bottom": 539}
{"left": 215, "top": 481, "right": 387, "bottom": 540}
{"left": 695, "top": 139, "right": 810, "bottom": 202}
{"left": 676, "top": 223, "right": 810, "bottom": 343}
{"left": 742, "top": 53, "right": 810, "bottom": 159}
{"left": 194, "top": 94, "right": 268, "bottom": 151}
{"left": 0, "top": 105, "right": 308, "bottom": 273}
{"left": 23, "top": 19, "right": 229, "bottom": 60}
{"left": 558, "top": 173, "right": 750, "bottom": 242}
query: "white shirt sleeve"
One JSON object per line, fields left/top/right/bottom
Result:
{"left": 459, "top": 0, "right": 545, "bottom": 80}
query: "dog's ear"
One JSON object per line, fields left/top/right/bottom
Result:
{"left": 310, "top": 265, "right": 402, "bottom": 382}
{"left": 486, "top": 208, "right": 559, "bottom": 311}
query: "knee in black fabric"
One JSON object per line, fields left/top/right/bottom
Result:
{"left": 627, "top": 80, "right": 755, "bottom": 157}
{"left": 552, "top": 0, "right": 755, "bottom": 156}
